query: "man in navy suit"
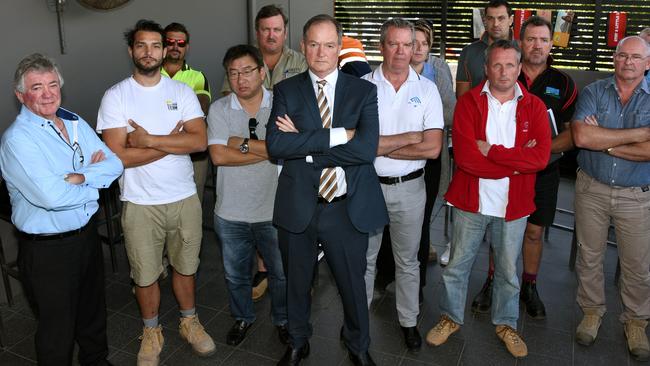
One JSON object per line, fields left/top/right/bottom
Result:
{"left": 266, "top": 14, "right": 388, "bottom": 366}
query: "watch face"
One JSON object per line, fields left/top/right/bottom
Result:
{"left": 240, "top": 143, "right": 249, "bottom": 153}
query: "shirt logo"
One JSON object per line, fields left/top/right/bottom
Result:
{"left": 166, "top": 100, "right": 178, "bottom": 111}
{"left": 409, "top": 96, "right": 422, "bottom": 107}
{"left": 522, "top": 121, "right": 529, "bottom": 133}
{"left": 544, "top": 87, "right": 561, "bottom": 99}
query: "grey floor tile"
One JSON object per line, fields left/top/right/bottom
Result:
{"left": 106, "top": 350, "right": 136, "bottom": 366}
{"left": 404, "top": 337, "right": 463, "bottom": 366}
{"left": 521, "top": 323, "right": 572, "bottom": 360}
{"left": 0, "top": 351, "right": 36, "bottom": 365}
{"left": 368, "top": 319, "right": 407, "bottom": 357}
{"left": 458, "top": 340, "right": 516, "bottom": 366}
{"left": 573, "top": 338, "right": 629, "bottom": 366}
{"left": 1, "top": 313, "right": 36, "bottom": 348}
{"left": 295, "top": 335, "right": 346, "bottom": 366}
{"left": 105, "top": 281, "right": 137, "bottom": 312}
{"left": 105, "top": 312, "right": 144, "bottom": 349}
{"left": 520, "top": 352, "right": 573, "bottom": 366}
{"left": 221, "top": 349, "right": 276, "bottom": 366}
{"left": 164, "top": 342, "right": 233, "bottom": 366}
{"left": 8, "top": 335, "right": 36, "bottom": 363}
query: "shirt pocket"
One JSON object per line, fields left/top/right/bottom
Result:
{"left": 635, "top": 110, "right": 650, "bottom": 126}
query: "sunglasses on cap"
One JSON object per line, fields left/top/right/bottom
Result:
{"left": 166, "top": 39, "right": 187, "bottom": 48}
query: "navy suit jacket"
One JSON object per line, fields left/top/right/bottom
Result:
{"left": 266, "top": 71, "right": 388, "bottom": 234}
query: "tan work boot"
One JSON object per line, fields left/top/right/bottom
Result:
{"left": 576, "top": 309, "right": 602, "bottom": 346}
{"left": 426, "top": 315, "right": 460, "bottom": 346}
{"left": 496, "top": 325, "right": 528, "bottom": 358}
{"left": 624, "top": 319, "right": 649, "bottom": 361}
{"left": 179, "top": 315, "right": 216, "bottom": 357}
{"left": 252, "top": 275, "right": 268, "bottom": 302}
{"left": 137, "top": 326, "right": 164, "bottom": 366}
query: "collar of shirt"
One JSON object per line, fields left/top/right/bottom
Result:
{"left": 481, "top": 80, "right": 524, "bottom": 103}
{"left": 308, "top": 68, "right": 338, "bottom": 110}
{"left": 229, "top": 87, "right": 272, "bottom": 111}
{"left": 372, "top": 64, "right": 421, "bottom": 85}
{"left": 604, "top": 75, "right": 650, "bottom": 95}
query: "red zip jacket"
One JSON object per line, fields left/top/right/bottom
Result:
{"left": 445, "top": 80, "right": 551, "bottom": 221}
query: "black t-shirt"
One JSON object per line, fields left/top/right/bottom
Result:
{"left": 518, "top": 63, "right": 578, "bottom": 172}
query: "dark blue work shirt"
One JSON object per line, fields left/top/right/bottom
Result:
{"left": 573, "top": 76, "right": 650, "bottom": 187}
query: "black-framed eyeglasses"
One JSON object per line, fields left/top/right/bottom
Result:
{"left": 228, "top": 66, "right": 261, "bottom": 80}
{"left": 72, "top": 142, "right": 84, "bottom": 171}
{"left": 248, "top": 118, "right": 259, "bottom": 140}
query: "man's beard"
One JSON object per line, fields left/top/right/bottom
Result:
{"left": 133, "top": 56, "right": 163, "bottom": 75}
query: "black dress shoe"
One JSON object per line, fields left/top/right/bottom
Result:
{"left": 520, "top": 280, "right": 546, "bottom": 319}
{"left": 277, "top": 324, "right": 290, "bottom": 345}
{"left": 349, "top": 351, "right": 376, "bottom": 366}
{"left": 277, "top": 343, "right": 310, "bottom": 366}
{"left": 226, "top": 320, "right": 252, "bottom": 345}
{"left": 471, "top": 276, "right": 493, "bottom": 314}
{"left": 401, "top": 326, "right": 422, "bottom": 351}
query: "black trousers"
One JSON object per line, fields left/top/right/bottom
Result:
{"left": 278, "top": 200, "right": 370, "bottom": 355}
{"left": 18, "top": 220, "right": 109, "bottom": 366}
{"left": 376, "top": 157, "right": 441, "bottom": 288}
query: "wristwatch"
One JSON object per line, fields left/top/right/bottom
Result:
{"left": 239, "top": 138, "right": 250, "bottom": 154}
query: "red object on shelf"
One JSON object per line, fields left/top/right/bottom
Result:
{"left": 607, "top": 12, "right": 627, "bottom": 47}
{"left": 513, "top": 10, "right": 533, "bottom": 39}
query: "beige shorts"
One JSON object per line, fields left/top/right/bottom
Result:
{"left": 122, "top": 194, "right": 202, "bottom": 286}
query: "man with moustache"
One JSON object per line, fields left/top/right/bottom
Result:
{"left": 96, "top": 19, "right": 215, "bottom": 366}
{"left": 0, "top": 53, "right": 123, "bottom": 366}
{"left": 571, "top": 36, "right": 650, "bottom": 361}
{"left": 162, "top": 22, "right": 212, "bottom": 203}
{"left": 362, "top": 18, "right": 443, "bottom": 352}
{"left": 426, "top": 40, "right": 550, "bottom": 359}
{"left": 221, "top": 4, "right": 307, "bottom": 95}
{"left": 456, "top": 0, "right": 513, "bottom": 98}
{"left": 266, "top": 14, "right": 388, "bottom": 366}
{"left": 473, "top": 16, "right": 577, "bottom": 319}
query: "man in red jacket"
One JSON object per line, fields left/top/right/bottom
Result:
{"left": 425, "top": 39, "right": 550, "bottom": 359}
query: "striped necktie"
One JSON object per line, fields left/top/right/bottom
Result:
{"left": 317, "top": 80, "right": 337, "bottom": 202}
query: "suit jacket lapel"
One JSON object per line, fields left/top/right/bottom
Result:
{"left": 297, "top": 72, "right": 322, "bottom": 129}
{"left": 333, "top": 73, "right": 348, "bottom": 128}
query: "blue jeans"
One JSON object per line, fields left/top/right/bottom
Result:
{"left": 214, "top": 215, "right": 287, "bottom": 325}
{"left": 440, "top": 208, "right": 526, "bottom": 328}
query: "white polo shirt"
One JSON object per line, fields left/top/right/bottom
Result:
{"left": 363, "top": 65, "right": 444, "bottom": 177}
{"left": 478, "top": 81, "right": 523, "bottom": 218}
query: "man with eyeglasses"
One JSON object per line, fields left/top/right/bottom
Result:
{"left": 206, "top": 44, "right": 288, "bottom": 347}
{"left": 0, "top": 53, "right": 123, "bottom": 365}
{"left": 162, "top": 22, "right": 212, "bottom": 204}
{"left": 96, "top": 19, "right": 215, "bottom": 365}
{"left": 571, "top": 35, "right": 650, "bottom": 361}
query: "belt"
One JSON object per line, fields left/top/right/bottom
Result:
{"left": 378, "top": 169, "right": 424, "bottom": 185}
{"left": 317, "top": 193, "right": 347, "bottom": 204}
{"left": 19, "top": 223, "right": 90, "bottom": 241}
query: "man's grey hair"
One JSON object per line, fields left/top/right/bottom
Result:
{"left": 640, "top": 27, "right": 650, "bottom": 39}
{"left": 379, "top": 18, "right": 415, "bottom": 45}
{"left": 14, "top": 53, "right": 64, "bottom": 93}
{"left": 615, "top": 35, "right": 650, "bottom": 57}
{"left": 485, "top": 39, "right": 521, "bottom": 64}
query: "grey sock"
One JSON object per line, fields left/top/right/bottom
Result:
{"left": 143, "top": 315, "right": 159, "bottom": 328}
{"left": 180, "top": 307, "right": 196, "bottom": 318}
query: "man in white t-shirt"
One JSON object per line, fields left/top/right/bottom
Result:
{"left": 362, "top": 18, "right": 443, "bottom": 352}
{"left": 96, "top": 19, "right": 215, "bottom": 366}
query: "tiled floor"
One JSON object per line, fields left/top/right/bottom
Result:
{"left": 0, "top": 177, "right": 648, "bottom": 365}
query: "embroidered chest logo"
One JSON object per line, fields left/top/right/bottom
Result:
{"left": 522, "top": 120, "right": 530, "bottom": 133}
{"left": 166, "top": 99, "right": 178, "bottom": 111}
{"left": 544, "top": 86, "right": 561, "bottom": 99}
{"left": 409, "top": 96, "right": 422, "bottom": 107}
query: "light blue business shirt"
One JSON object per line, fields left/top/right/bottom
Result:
{"left": 0, "top": 106, "right": 123, "bottom": 234}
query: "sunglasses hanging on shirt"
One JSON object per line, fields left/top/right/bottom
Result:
{"left": 248, "top": 118, "right": 259, "bottom": 140}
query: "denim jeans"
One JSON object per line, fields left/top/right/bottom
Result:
{"left": 440, "top": 208, "right": 526, "bottom": 328}
{"left": 214, "top": 215, "right": 287, "bottom": 325}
